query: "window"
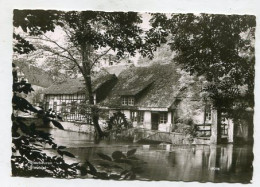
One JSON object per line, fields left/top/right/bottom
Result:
{"left": 206, "top": 111, "right": 211, "bottom": 121}
{"left": 128, "top": 97, "right": 134, "bottom": 106}
{"left": 122, "top": 97, "right": 128, "bottom": 105}
{"left": 221, "top": 124, "right": 228, "bottom": 135}
{"left": 131, "top": 111, "right": 138, "bottom": 122}
{"left": 70, "top": 101, "right": 77, "bottom": 113}
{"left": 46, "top": 95, "right": 50, "bottom": 102}
{"left": 61, "top": 102, "right": 66, "bottom": 113}
{"left": 139, "top": 111, "right": 144, "bottom": 122}
{"left": 131, "top": 111, "right": 144, "bottom": 123}
{"left": 53, "top": 102, "right": 57, "bottom": 111}
{"left": 159, "top": 113, "right": 168, "bottom": 124}
{"left": 121, "top": 96, "right": 135, "bottom": 106}
{"left": 205, "top": 105, "right": 212, "bottom": 122}
{"left": 66, "top": 103, "right": 71, "bottom": 113}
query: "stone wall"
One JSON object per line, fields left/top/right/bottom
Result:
{"left": 193, "top": 137, "right": 211, "bottom": 144}
{"left": 19, "top": 116, "right": 95, "bottom": 134}
{"left": 50, "top": 121, "right": 95, "bottom": 133}
{"left": 113, "top": 127, "right": 192, "bottom": 145}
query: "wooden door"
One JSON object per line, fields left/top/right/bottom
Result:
{"left": 151, "top": 113, "right": 159, "bottom": 130}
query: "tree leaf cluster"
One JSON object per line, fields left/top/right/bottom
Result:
{"left": 78, "top": 148, "right": 144, "bottom": 180}
{"left": 11, "top": 64, "right": 81, "bottom": 178}
{"left": 150, "top": 13, "right": 255, "bottom": 115}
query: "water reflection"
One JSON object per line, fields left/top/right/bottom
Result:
{"left": 139, "top": 144, "right": 253, "bottom": 183}
{"left": 40, "top": 128, "right": 253, "bottom": 183}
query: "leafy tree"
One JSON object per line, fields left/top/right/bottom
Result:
{"left": 14, "top": 10, "right": 162, "bottom": 138}
{"left": 12, "top": 62, "right": 78, "bottom": 178}
{"left": 137, "top": 43, "right": 175, "bottom": 65}
{"left": 150, "top": 13, "right": 255, "bottom": 142}
{"left": 12, "top": 63, "right": 144, "bottom": 179}
{"left": 13, "top": 9, "right": 62, "bottom": 54}
{"left": 12, "top": 9, "right": 151, "bottom": 178}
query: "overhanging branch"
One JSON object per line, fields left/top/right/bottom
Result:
{"left": 31, "top": 35, "right": 84, "bottom": 75}
{"left": 91, "top": 48, "right": 112, "bottom": 68}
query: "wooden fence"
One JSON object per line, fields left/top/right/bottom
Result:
{"left": 196, "top": 124, "right": 228, "bottom": 137}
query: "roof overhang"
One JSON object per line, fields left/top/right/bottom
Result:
{"left": 107, "top": 106, "right": 169, "bottom": 112}
{"left": 138, "top": 107, "right": 169, "bottom": 112}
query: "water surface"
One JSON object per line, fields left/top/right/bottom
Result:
{"left": 40, "top": 128, "right": 253, "bottom": 183}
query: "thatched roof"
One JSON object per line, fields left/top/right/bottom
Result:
{"left": 101, "top": 63, "right": 185, "bottom": 109}
{"left": 43, "top": 71, "right": 116, "bottom": 95}
{"left": 43, "top": 78, "right": 84, "bottom": 95}
{"left": 43, "top": 63, "right": 202, "bottom": 109}
{"left": 118, "top": 80, "right": 154, "bottom": 96}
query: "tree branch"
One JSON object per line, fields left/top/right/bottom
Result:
{"left": 91, "top": 48, "right": 112, "bottom": 68}
{"left": 42, "top": 34, "right": 79, "bottom": 62}
{"left": 62, "top": 26, "right": 82, "bottom": 54}
{"left": 31, "top": 35, "right": 84, "bottom": 75}
{"left": 41, "top": 46, "right": 75, "bottom": 62}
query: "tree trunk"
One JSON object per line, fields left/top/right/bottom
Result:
{"left": 81, "top": 43, "right": 103, "bottom": 139}
{"left": 84, "top": 74, "right": 104, "bottom": 139}
{"left": 247, "top": 111, "right": 254, "bottom": 144}
{"left": 210, "top": 108, "right": 222, "bottom": 144}
{"left": 216, "top": 109, "right": 222, "bottom": 143}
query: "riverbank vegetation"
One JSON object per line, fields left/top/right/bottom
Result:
{"left": 12, "top": 64, "right": 145, "bottom": 179}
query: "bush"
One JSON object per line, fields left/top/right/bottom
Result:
{"left": 173, "top": 118, "right": 198, "bottom": 137}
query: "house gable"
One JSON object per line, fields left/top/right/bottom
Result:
{"left": 101, "top": 63, "right": 184, "bottom": 110}
{"left": 43, "top": 71, "right": 117, "bottom": 102}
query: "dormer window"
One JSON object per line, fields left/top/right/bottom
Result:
{"left": 122, "top": 97, "right": 128, "bottom": 105}
{"left": 121, "top": 96, "right": 135, "bottom": 106}
{"left": 128, "top": 97, "right": 134, "bottom": 106}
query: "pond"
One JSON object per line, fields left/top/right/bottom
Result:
{"left": 39, "top": 128, "right": 253, "bottom": 183}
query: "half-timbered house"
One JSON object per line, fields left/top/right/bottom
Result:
{"left": 42, "top": 63, "right": 252, "bottom": 143}
{"left": 43, "top": 71, "right": 117, "bottom": 122}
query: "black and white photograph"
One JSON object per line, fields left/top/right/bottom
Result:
{"left": 0, "top": 0, "right": 259, "bottom": 186}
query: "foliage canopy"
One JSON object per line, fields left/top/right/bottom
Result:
{"left": 150, "top": 13, "right": 256, "bottom": 112}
